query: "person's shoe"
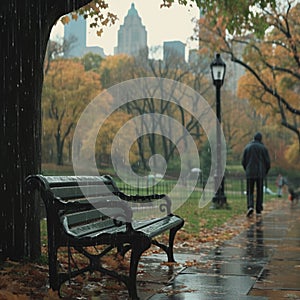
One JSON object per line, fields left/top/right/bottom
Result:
{"left": 247, "top": 207, "right": 254, "bottom": 217}
{"left": 256, "top": 212, "right": 262, "bottom": 217}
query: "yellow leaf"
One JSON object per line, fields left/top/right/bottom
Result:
{"left": 97, "top": 29, "right": 103, "bottom": 36}
{"left": 60, "top": 15, "right": 70, "bottom": 25}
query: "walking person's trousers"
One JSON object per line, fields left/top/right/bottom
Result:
{"left": 246, "top": 177, "right": 264, "bottom": 213}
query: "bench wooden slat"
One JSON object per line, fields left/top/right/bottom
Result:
{"left": 51, "top": 184, "right": 114, "bottom": 200}
{"left": 63, "top": 206, "right": 128, "bottom": 227}
{"left": 63, "top": 209, "right": 106, "bottom": 226}
{"left": 44, "top": 175, "right": 114, "bottom": 187}
{"left": 63, "top": 217, "right": 118, "bottom": 237}
{"left": 134, "top": 215, "right": 183, "bottom": 238}
{"left": 51, "top": 184, "right": 112, "bottom": 200}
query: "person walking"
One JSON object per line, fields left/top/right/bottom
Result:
{"left": 242, "top": 132, "right": 271, "bottom": 217}
{"left": 275, "top": 174, "right": 285, "bottom": 197}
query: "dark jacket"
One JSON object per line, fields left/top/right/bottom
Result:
{"left": 242, "top": 140, "right": 271, "bottom": 179}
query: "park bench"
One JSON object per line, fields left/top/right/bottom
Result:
{"left": 25, "top": 174, "right": 184, "bottom": 299}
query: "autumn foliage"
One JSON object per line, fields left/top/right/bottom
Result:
{"left": 196, "top": 1, "right": 300, "bottom": 169}
{"left": 42, "top": 59, "right": 101, "bottom": 165}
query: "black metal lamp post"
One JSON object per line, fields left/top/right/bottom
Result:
{"left": 210, "top": 53, "right": 227, "bottom": 208}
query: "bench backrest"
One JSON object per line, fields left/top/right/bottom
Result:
{"left": 25, "top": 175, "right": 132, "bottom": 239}
{"left": 42, "top": 175, "right": 119, "bottom": 199}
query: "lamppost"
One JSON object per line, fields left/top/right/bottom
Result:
{"left": 210, "top": 53, "right": 227, "bottom": 208}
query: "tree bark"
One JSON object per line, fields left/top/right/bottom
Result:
{"left": 0, "top": 0, "right": 92, "bottom": 261}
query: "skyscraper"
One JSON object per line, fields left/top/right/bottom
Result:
{"left": 64, "top": 15, "right": 105, "bottom": 58}
{"left": 114, "top": 3, "right": 148, "bottom": 56}
{"left": 163, "top": 41, "right": 186, "bottom": 62}
{"left": 64, "top": 15, "right": 87, "bottom": 58}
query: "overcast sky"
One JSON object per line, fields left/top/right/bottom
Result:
{"left": 50, "top": 0, "right": 200, "bottom": 57}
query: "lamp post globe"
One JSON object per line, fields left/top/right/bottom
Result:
{"left": 211, "top": 53, "right": 226, "bottom": 87}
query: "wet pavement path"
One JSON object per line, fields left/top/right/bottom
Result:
{"left": 144, "top": 202, "right": 300, "bottom": 300}
{"left": 96, "top": 201, "right": 300, "bottom": 299}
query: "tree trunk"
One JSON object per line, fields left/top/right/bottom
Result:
{"left": 0, "top": 2, "right": 49, "bottom": 260}
{"left": 56, "top": 133, "right": 65, "bottom": 165}
{"left": 0, "top": 0, "right": 92, "bottom": 261}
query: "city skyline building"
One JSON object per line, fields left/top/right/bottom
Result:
{"left": 114, "top": 3, "right": 148, "bottom": 57}
{"left": 163, "top": 41, "right": 186, "bottom": 62}
{"left": 64, "top": 15, "right": 86, "bottom": 57}
{"left": 64, "top": 15, "right": 105, "bottom": 58}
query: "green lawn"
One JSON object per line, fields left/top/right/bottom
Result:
{"left": 174, "top": 192, "right": 244, "bottom": 234}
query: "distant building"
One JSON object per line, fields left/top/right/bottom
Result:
{"left": 163, "top": 41, "right": 185, "bottom": 61}
{"left": 64, "top": 15, "right": 86, "bottom": 57}
{"left": 114, "top": 3, "right": 148, "bottom": 57}
{"left": 84, "top": 46, "right": 105, "bottom": 57}
{"left": 188, "top": 49, "right": 199, "bottom": 65}
{"left": 195, "top": 8, "right": 245, "bottom": 95}
{"left": 64, "top": 15, "right": 105, "bottom": 58}
{"left": 224, "top": 43, "right": 245, "bottom": 94}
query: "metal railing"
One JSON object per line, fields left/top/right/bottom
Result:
{"left": 118, "top": 176, "right": 279, "bottom": 198}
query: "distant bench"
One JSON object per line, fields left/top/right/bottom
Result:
{"left": 25, "top": 174, "right": 184, "bottom": 299}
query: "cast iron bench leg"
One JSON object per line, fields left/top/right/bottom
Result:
{"left": 168, "top": 222, "right": 184, "bottom": 262}
{"left": 127, "top": 235, "right": 151, "bottom": 300}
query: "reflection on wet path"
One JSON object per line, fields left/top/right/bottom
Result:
{"left": 148, "top": 204, "right": 300, "bottom": 300}
{"left": 94, "top": 204, "right": 300, "bottom": 299}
